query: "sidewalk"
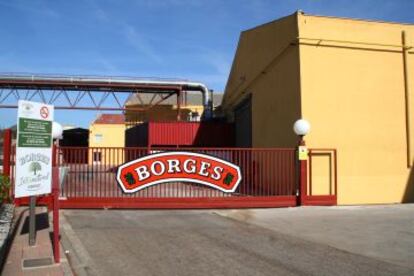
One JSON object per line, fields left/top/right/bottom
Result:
{"left": 2, "top": 207, "right": 71, "bottom": 276}
{"left": 215, "top": 204, "right": 414, "bottom": 270}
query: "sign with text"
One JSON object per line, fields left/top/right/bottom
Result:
{"left": 116, "top": 152, "right": 242, "bottom": 193}
{"left": 15, "top": 100, "right": 54, "bottom": 198}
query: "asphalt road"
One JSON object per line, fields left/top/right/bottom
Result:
{"left": 61, "top": 209, "right": 414, "bottom": 276}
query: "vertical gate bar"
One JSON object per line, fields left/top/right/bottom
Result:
{"left": 11, "top": 147, "right": 15, "bottom": 201}
{"left": 257, "top": 150, "right": 261, "bottom": 196}
{"left": 282, "top": 151, "right": 285, "bottom": 195}
{"left": 247, "top": 149, "right": 250, "bottom": 196}
{"left": 272, "top": 151, "right": 275, "bottom": 195}
{"left": 252, "top": 149, "right": 256, "bottom": 196}
{"left": 275, "top": 151, "right": 279, "bottom": 195}
{"left": 86, "top": 148, "right": 89, "bottom": 198}
{"left": 98, "top": 148, "right": 101, "bottom": 199}
{"left": 100, "top": 147, "right": 102, "bottom": 198}
{"left": 263, "top": 150, "right": 266, "bottom": 196}
{"left": 279, "top": 151, "right": 282, "bottom": 195}
{"left": 292, "top": 150, "right": 295, "bottom": 195}
{"left": 3, "top": 128, "right": 12, "bottom": 183}
{"left": 264, "top": 150, "right": 266, "bottom": 196}
{"left": 309, "top": 149, "right": 313, "bottom": 196}
{"left": 262, "top": 150, "right": 265, "bottom": 196}
{"left": 259, "top": 150, "right": 263, "bottom": 196}
{"left": 73, "top": 148, "right": 76, "bottom": 198}
{"left": 329, "top": 151, "right": 332, "bottom": 196}
{"left": 81, "top": 148, "right": 83, "bottom": 197}
{"left": 105, "top": 147, "right": 108, "bottom": 198}
{"left": 60, "top": 148, "right": 64, "bottom": 197}
{"left": 91, "top": 148, "right": 94, "bottom": 198}
{"left": 102, "top": 147, "right": 104, "bottom": 198}
{"left": 284, "top": 151, "right": 287, "bottom": 196}
{"left": 99, "top": 148, "right": 102, "bottom": 198}
{"left": 257, "top": 150, "right": 260, "bottom": 196}
{"left": 103, "top": 147, "right": 106, "bottom": 198}
{"left": 108, "top": 147, "right": 111, "bottom": 198}
{"left": 274, "top": 151, "right": 277, "bottom": 195}
{"left": 67, "top": 148, "right": 70, "bottom": 197}
{"left": 246, "top": 149, "right": 249, "bottom": 196}
{"left": 290, "top": 151, "right": 294, "bottom": 195}
{"left": 95, "top": 148, "right": 98, "bottom": 198}
{"left": 118, "top": 148, "right": 121, "bottom": 198}
{"left": 233, "top": 149, "right": 236, "bottom": 196}
{"left": 82, "top": 148, "right": 85, "bottom": 197}
{"left": 75, "top": 148, "right": 78, "bottom": 198}
{"left": 334, "top": 149, "right": 338, "bottom": 198}
{"left": 267, "top": 151, "right": 270, "bottom": 196}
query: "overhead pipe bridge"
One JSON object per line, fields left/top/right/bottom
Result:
{"left": 0, "top": 73, "right": 213, "bottom": 120}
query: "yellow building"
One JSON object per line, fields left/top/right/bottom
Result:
{"left": 88, "top": 93, "right": 223, "bottom": 164}
{"left": 124, "top": 91, "right": 223, "bottom": 125}
{"left": 89, "top": 114, "right": 126, "bottom": 165}
{"left": 222, "top": 11, "right": 414, "bottom": 205}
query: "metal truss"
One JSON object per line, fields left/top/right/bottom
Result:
{"left": 0, "top": 87, "right": 178, "bottom": 111}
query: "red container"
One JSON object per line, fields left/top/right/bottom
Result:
{"left": 126, "top": 121, "right": 234, "bottom": 147}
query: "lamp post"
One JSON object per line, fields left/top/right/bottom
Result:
{"left": 293, "top": 119, "right": 310, "bottom": 205}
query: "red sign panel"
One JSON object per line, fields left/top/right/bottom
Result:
{"left": 116, "top": 152, "right": 242, "bottom": 193}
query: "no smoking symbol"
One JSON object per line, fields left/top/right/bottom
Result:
{"left": 40, "top": 106, "right": 49, "bottom": 119}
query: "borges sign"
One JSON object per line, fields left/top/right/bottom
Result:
{"left": 116, "top": 152, "right": 242, "bottom": 193}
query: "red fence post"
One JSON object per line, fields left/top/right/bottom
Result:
{"left": 299, "top": 158, "right": 307, "bottom": 205}
{"left": 298, "top": 139, "right": 308, "bottom": 206}
{"left": 3, "top": 128, "right": 12, "bottom": 177}
{"left": 52, "top": 166, "right": 60, "bottom": 263}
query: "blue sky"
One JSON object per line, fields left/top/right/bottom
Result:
{"left": 1, "top": 0, "right": 413, "bottom": 128}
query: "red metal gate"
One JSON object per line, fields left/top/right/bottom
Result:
{"left": 5, "top": 143, "right": 337, "bottom": 208}
{"left": 9, "top": 146, "right": 298, "bottom": 208}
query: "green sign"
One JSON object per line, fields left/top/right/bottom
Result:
{"left": 19, "top": 118, "right": 52, "bottom": 134}
{"left": 17, "top": 118, "right": 52, "bottom": 148}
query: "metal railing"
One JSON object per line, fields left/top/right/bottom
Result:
{"left": 56, "top": 147, "right": 296, "bottom": 199}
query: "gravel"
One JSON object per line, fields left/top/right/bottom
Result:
{"left": 0, "top": 204, "right": 14, "bottom": 267}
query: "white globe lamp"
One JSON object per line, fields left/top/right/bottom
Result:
{"left": 293, "top": 119, "right": 310, "bottom": 137}
{"left": 52, "top": 121, "right": 63, "bottom": 139}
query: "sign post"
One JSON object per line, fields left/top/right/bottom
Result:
{"left": 15, "top": 100, "right": 54, "bottom": 246}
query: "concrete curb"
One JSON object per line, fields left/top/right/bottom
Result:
{"left": 0, "top": 204, "right": 15, "bottom": 272}
{"left": 59, "top": 211, "right": 100, "bottom": 276}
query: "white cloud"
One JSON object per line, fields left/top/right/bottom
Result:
{"left": 122, "top": 24, "right": 163, "bottom": 64}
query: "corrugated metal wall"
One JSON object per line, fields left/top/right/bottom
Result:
{"left": 125, "top": 122, "right": 234, "bottom": 147}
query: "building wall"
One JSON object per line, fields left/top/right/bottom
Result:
{"left": 298, "top": 14, "right": 414, "bottom": 204}
{"left": 222, "top": 13, "right": 302, "bottom": 148}
{"left": 89, "top": 123, "right": 126, "bottom": 164}
{"left": 222, "top": 12, "right": 414, "bottom": 205}
{"left": 125, "top": 104, "right": 204, "bottom": 125}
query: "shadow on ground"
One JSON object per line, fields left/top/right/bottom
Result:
{"left": 20, "top": 212, "right": 49, "bottom": 235}
{"left": 403, "top": 164, "right": 414, "bottom": 203}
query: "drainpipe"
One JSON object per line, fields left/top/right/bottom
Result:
{"left": 402, "top": 31, "right": 412, "bottom": 167}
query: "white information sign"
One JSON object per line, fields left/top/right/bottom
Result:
{"left": 15, "top": 100, "right": 54, "bottom": 198}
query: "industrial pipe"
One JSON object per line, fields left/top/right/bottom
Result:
{"left": 0, "top": 73, "right": 213, "bottom": 118}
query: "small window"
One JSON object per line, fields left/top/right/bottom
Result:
{"left": 93, "top": 152, "right": 102, "bottom": 162}
{"left": 94, "top": 134, "right": 103, "bottom": 143}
